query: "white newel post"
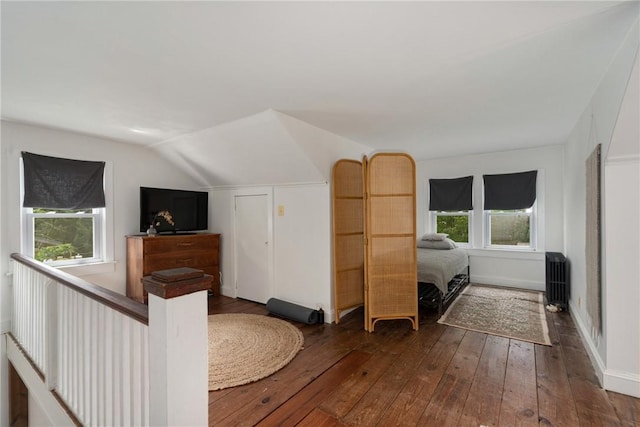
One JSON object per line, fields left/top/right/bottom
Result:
{"left": 145, "top": 271, "right": 212, "bottom": 427}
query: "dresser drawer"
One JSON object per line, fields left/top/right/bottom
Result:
{"left": 144, "top": 252, "right": 215, "bottom": 272}
{"left": 143, "top": 235, "right": 217, "bottom": 255}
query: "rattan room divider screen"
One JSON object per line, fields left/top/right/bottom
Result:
{"left": 332, "top": 153, "right": 418, "bottom": 332}
{"left": 332, "top": 159, "right": 365, "bottom": 324}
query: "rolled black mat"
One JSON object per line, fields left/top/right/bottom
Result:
{"left": 266, "top": 298, "right": 318, "bottom": 324}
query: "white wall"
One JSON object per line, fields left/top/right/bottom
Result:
{"left": 604, "top": 160, "right": 639, "bottom": 396}
{"left": 416, "top": 144, "right": 565, "bottom": 291}
{"left": 0, "top": 121, "right": 201, "bottom": 299}
{"left": 603, "top": 49, "right": 639, "bottom": 398}
{"left": 274, "top": 185, "right": 331, "bottom": 313}
{"left": 0, "top": 121, "right": 204, "bottom": 423}
{"left": 209, "top": 183, "right": 332, "bottom": 319}
{"left": 0, "top": 125, "right": 6, "bottom": 427}
{"left": 563, "top": 18, "right": 639, "bottom": 396}
{"left": 154, "top": 110, "right": 371, "bottom": 188}
{"left": 203, "top": 116, "right": 368, "bottom": 321}
{"left": 1, "top": 122, "right": 201, "bottom": 294}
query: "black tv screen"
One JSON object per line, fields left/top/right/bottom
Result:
{"left": 140, "top": 187, "right": 208, "bottom": 233}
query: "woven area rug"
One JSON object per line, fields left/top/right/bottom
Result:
{"left": 208, "top": 313, "right": 304, "bottom": 391}
{"left": 438, "top": 284, "right": 551, "bottom": 346}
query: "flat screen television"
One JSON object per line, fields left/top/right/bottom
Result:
{"left": 139, "top": 187, "right": 208, "bottom": 233}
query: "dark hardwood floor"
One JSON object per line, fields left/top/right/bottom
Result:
{"left": 208, "top": 295, "right": 639, "bottom": 426}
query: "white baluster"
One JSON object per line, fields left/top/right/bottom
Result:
{"left": 45, "top": 280, "right": 58, "bottom": 390}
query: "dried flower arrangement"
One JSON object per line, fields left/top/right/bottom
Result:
{"left": 153, "top": 210, "right": 175, "bottom": 227}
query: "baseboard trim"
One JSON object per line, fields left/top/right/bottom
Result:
{"left": 217, "top": 287, "right": 333, "bottom": 323}
{"left": 569, "top": 301, "right": 606, "bottom": 387}
{"left": 220, "top": 285, "right": 235, "bottom": 298}
{"left": 325, "top": 308, "right": 335, "bottom": 324}
{"left": 471, "top": 274, "right": 544, "bottom": 291}
{"left": 604, "top": 369, "right": 640, "bottom": 398}
{"left": 569, "top": 302, "right": 640, "bottom": 397}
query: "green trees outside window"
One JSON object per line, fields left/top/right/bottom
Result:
{"left": 435, "top": 214, "right": 469, "bottom": 243}
{"left": 33, "top": 209, "right": 94, "bottom": 262}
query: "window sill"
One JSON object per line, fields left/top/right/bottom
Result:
{"left": 465, "top": 248, "right": 544, "bottom": 261}
{"left": 57, "top": 261, "right": 117, "bottom": 277}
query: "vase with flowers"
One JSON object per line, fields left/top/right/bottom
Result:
{"left": 147, "top": 210, "right": 175, "bottom": 236}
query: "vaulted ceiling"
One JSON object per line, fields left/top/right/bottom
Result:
{"left": 2, "top": 1, "right": 639, "bottom": 169}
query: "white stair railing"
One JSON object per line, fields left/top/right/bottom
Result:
{"left": 11, "top": 256, "right": 150, "bottom": 426}
{"left": 55, "top": 286, "right": 150, "bottom": 426}
{"left": 11, "top": 261, "right": 51, "bottom": 375}
{"left": 9, "top": 253, "right": 209, "bottom": 426}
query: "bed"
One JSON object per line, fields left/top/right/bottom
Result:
{"left": 416, "top": 245, "right": 469, "bottom": 317}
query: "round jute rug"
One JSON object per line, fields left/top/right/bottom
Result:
{"left": 208, "top": 313, "right": 304, "bottom": 391}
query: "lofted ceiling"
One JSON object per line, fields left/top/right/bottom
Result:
{"left": 2, "top": 1, "right": 639, "bottom": 164}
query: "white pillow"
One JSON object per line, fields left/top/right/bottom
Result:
{"left": 417, "top": 238, "right": 457, "bottom": 250}
{"left": 421, "top": 233, "right": 448, "bottom": 241}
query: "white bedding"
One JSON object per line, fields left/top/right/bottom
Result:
{"left": 417, "top": 247, "right": 469, "bottom": 294}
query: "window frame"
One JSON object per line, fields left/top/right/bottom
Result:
{"left": 430, "top": 210, "right": 472, "bottom": 247}
{"left": 483, "top": 203, "right": 537, "bottom": 250}
{"left": 23, "top": 208, "right": 105, "bottom": 266}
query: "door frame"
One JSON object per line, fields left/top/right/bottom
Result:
{"left": 231, "top": 187, "right": 274, "bottom": 300}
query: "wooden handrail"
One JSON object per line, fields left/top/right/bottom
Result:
{"left": 10, "top": 253, "right": 148, "bottom": 325}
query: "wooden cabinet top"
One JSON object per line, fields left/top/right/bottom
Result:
{"left": 126, "top": 233, "right": 220, "bottom": 240}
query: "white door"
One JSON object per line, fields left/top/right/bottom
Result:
{"left": 234, "top": 194, "right": 271, "bottom": 303}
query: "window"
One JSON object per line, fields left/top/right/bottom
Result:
{"left": 21, "top": 152, "right": 108, "bottom": 267}
{"left": 428, "top": 176, "right": 473, "bottom": 245}
{"left": 432, "top": 211, "right": 470, "bottom": 244}
{"left": 24, "top": 208, "right": 104, "bottom": 265}
{"left": 485, "top": 207, "right": 535, "bottom": 248}
{"left": 483, "top": 170, "right": 537, "bottom": 250}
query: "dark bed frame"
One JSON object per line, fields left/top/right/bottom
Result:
{"left": 418, "top": 266, "right": 470, "bottom": 317}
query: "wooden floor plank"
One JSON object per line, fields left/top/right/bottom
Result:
{"left": 498, "top": 340, "right": 539, "bottom": 426}
{"left": 206, "top": 295, "right": 637, "bottom": 427}
{"left": 316, "top": 348, "right": 398, "bottom": 419}
{"left": 552, "top": 311, "right": 576, "bottom": 329}
{"left": 560, "top": 338, "right": 623, "bottom": 426}
{"left": 569, "top": 377, "right": 624, "bottom": 427}
{"left": 296, "top": 408, "right": 348, "bottom": 427}
{"left": 314, "top": 312, "right": 437, "bottom": 421}
{"left": 374, "top": 326, "right": 465, "bottom": 426}
{"left": 255, "top": 350, "right": 372, "bottom": 427}
{"left": 535, "top": 311, "right": 581, "bottom": 427}
{"left": 607, "top": 390, "right": 640, "bottom": 427}
{"left": 340, "top": 322, "right": 444, "bottom": 426}
{"left": 417, "top": 330, "right": 487, "bottom": 427}
{"left": 210, "top": 341, "right": 352, "bottom": 426}
{"left": 557, "top": 329, "right": 623, "bottom": 426}
{"left": 458, "top": 334, "right": 510, "bottom": 427}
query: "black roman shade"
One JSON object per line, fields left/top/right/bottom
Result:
{"left": 483, "top": 170, "right": 537, "bottom": 210}
{"left": 22, "top": 152, "right": 106, "bottom": 209}
{"left": 429, "top": 176, "right": 473, "bottom": 211}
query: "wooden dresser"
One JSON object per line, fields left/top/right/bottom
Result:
{"left": 126, "top": 233, "right": 220, "bottom": 303}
